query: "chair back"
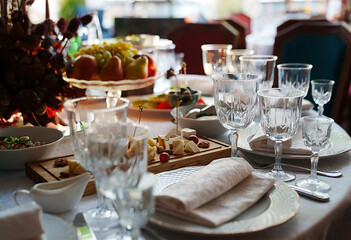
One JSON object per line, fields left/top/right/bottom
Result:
{"left": 273, "top": 20, "right": 351, "bottom": 126}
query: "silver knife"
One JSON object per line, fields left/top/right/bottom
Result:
{"left": 73, "top": 212, "right": 97, "bottom": 240}
{"left": 289, "top": 185, "right": 330, "bottom": 202}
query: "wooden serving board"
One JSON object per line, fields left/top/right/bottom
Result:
{"left": 25, "top": 135, "right": 231, "bottom": 196}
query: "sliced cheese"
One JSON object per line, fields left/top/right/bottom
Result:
{"left": 71, "top": 164, "right": 86, "bottom": 175}
{"left": 158, "top": 135, "right": 166, "bottom": 148}
{"left": 181, "top": 128, "right": 196, "bottom": 139}
{"left": 172, "top": 139, "right": 185, "bottom": 155}
{"left": 184, "top": 141, "right": 200, "bottom": 153}
{"left": 68, "top": 159, "right": 79, "bottom": 173}
{"left": 168, "top": 136, "right": 184, "bottom": 148}
{"left": 147, "top": 145, "right": 157, "bottom": 162}
{"left": 148, "top": 138, "right": 158, "bottom": 148}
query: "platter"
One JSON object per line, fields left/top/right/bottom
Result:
{"left": 126, "top": 94, "right": 171, "bottom": 115}
{"left": 150, "top": 166, "right": 299, "bottom": 235}
{"left": 237, "top": 122, "right": 351, "bottom": 160}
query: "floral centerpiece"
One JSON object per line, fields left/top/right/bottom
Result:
{"left": 0, "top": 0, "right": 92, "bottom": 126}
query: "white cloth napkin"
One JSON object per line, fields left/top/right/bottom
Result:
{"left": 249, "top": 125, "right": 311, "bottom": 155}
{"left": 156, "top": 158, "right": 275, "bottom": 227}
{"left": 0, "top": 202, "right": 45, "bottom": 240}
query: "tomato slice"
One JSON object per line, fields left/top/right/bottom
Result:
{"left": 197, "top": 98, "right": 206, "bottom": 105}
{"left": 157, "top": 101, "right": 172, "bottom": 109}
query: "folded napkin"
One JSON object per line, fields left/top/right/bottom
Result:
{"left": 0, "top": 202, "right": 45, "bottom": 240}
{"left": 156, "top": 158, "right": 274, "bottom": 227}
{"left": 249, "top": 125, "right": 311, "bottom": 155}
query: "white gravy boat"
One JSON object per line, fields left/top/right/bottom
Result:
{"left": 15, "top": 172, "right": 92, "bottom": 214}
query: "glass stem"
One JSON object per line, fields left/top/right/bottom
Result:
{"left": 317, "top": 105, "right": 324, "bottom": 116}
{"left": 273, "top": 140, "right": 283, "bottom": 172}
{"left": 95, "top": 181, "right": 108, "bottom": 214}
{"left": 310, "top": 152, "right": 319, "bottom": 181}
{"left": 230, "top": 130, "right": 239, "bottom": 157}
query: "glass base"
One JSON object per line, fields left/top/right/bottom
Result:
{"left": 84, "top": 208, "right": 119, "bottom": 231}
{"left": 267, "top": 170, "right": 295, "bottom": 182}
{"left": 296, "top": 178, "right": 331, "bottom": 193}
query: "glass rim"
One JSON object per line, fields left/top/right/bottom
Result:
{"left": 301, "top": 116, "right": 334, "bottom": 124}
{"left": 64, "top": 96, "right": 129, "bottom": 113}
{"left": 257, "top": 88, "right": 305, "bottom": 98}
{"left": 201, "top": 44, "right": 233, "bottom": 50}
{"left": 311, "top": 79, "right": 335, "bottom": 84}
{"left": 230, "top": 49, "right": 254, "bottom": 55}
{"left": 239, "top": 55, "right": 278, "bottom": 61}
{"left": 212, "top": 73, "right": 261, "bottom": 83}
{"left": 277, "top": 63, "right": 313, "bottom": 70}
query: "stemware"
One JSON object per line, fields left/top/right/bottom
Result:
{"left": 296, "top": 116, "right": 334, "bottom": 192}
{"left": 212, "top": 73, "right": 259, "bottom": 157}
{"left": 86, "top": 121, "right": 154, "bottom": 240}
{"left": 258, "top": 88, "right": 304, "bottom": 182}
{"left": 64, "top": 96, "right": 129, "bottom": 231}
{"left": 239, "top": 55, "right": 277, "bottom": 90}
{"left": 277, "top": 63, "right": 313, "bottom": 97}
{"left": 311, "top": 79, "right": 335, "bottom": 116}
{"left": 227, "top": 49, "right": 254, "bottom": 74}
{"left": 201, "top": 44, "right": 232, "bottom": 75}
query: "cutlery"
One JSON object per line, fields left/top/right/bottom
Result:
{"left": 73, "top": 212, "right": 97, "bottom": 240}
{"left": 289, "top": 185, "right": 330, "bottom": 202}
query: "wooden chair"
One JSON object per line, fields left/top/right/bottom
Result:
{"left": 276, "top": 19, "right": 329, "bottom": 33}
{"left": 273, "top": 20, "right": 351, "bottom": 129}
{"left": 167, "top": 22, "right": 239, "bottom": 75}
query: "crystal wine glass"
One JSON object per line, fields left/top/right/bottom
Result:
{"left": 64, "top": 96, "right": 129, "bottom": 231}
{"left": 258, "top": 88, "right": 304, "bottom": 182}
{"left": 213, "top": 73, "right": 259, "bottom": 157}
{"left": 86, "top": 121, "right": 154, "bottom": 240}
{"left": 311, "top": 79, "right": 335, "bottom": 116}
{"left": 239, "top": 55, "right": 277, "bottom": 90}
{"left": 277, "top": 63, "right": 313, "bottom": 97}
{"left": 296, "top": 116, "right": 334, "bottom": 192}
{"left": 201, "top": 44, "right": 232, "bottom": 76}
{"left": 227, "top": 49, "right": 254, "bottom": 74}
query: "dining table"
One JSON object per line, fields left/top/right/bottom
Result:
{"left": 1, "top": 104, "right": 351, "bottom": 240}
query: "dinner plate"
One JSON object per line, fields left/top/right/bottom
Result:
{"left": 150, "top": 166, "right": 299, "bottom": 236}
{"left": 42, "top": 214, "right": 78, "bottom": 240}
{"left": 170, "top": 74, "right": 213, "bottom": 96}
{"left": 237, "top": 122, "right": 351, "bottom": 160}
{"left": 126, "top": 95, "right": 172, "bottom": 118}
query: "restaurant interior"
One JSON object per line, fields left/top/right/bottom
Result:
{"left": 1, "top": 0, "right": 351, "bottom": 240}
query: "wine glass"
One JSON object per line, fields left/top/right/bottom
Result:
{"left": 64, "top": 96, "right": 129, "bottom": 231}
{"left": 296, "top": 116, "right": 334, "bottom": 192}
{"left": 277, "top": 63, "right": 313, "bottom": 97}
{"left": 86, "top": 121, "right": 154, "bottom": 240}
{"left": 227, "top": 49, "right": 254, "bottom": 74}
{"left": 201, "top": 44, "right": 232, "bottom": 75}
{"left": 212, "top": 73, "right": 259, "bottom": 157}
{"left": 239, "top": 55, "right": 277, "bottom": 90}
{"left": 311, "top": 79, "right": 335, "bottom": 116}
{"left": 258, "top": 88, "right": 304, "bottom": 182}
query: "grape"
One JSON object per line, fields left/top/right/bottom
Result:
{"left": 160, "top": 152, "right": 170, "bottom": 163}
{"left": 187, "top": 135, "right": 199, "bottom": 144}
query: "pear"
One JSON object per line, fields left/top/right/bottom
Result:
{"left": 99, "top": 56, "right": 124, "bottom": 81}
{"left": 72, "top": 55, "right": 99, "bottom": 80}
{"left": 124, "top": 56, "right": 149, "bottom": 80}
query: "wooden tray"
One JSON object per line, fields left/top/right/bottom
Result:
{"left": 25, "top": 135, "right": 231, "bottom": 196}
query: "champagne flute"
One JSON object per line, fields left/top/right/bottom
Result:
{"left": 311, "top": 79, "right": 335, "bottom": 116}
{"left": 212, "top": 73, "right": 259, "bottom": 157}
{"left": 296, "top": 116, "right": 334, "bottom": 192}
{"left": 201, "top": 44, "right": 232, "bottom": 76}
{"left": 258, "top": 88, "right": 304, "bottom": 182}
{"left": 64, "top": 96, "right": 129, "bottom": 231}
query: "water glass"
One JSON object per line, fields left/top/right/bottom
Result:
{"left": 201, "top": 44, "right": 232, "bottom": 75}
{"left": 311, "top": 79, "right": 335, "bottom": 116}
{"left": 213, "top": 73, "right": 259, "bottom": 157}
{"left": 239, "top": 55, "right": 278, "bottom": 90}
{"left": 296, "top": 116, "right": 334, "bottom": 192}
{"left": 227, "top": 49, "right": 254, "bottom": 74}
{"left": 258, "top": 88, "right": 304, "bottom": 182}
{"left": 64, "top": 96, "right": 129, "bottom": 231}
{"left": 277, "top": 63, "right": 313, "bottom": 97}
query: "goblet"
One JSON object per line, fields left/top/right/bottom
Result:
{"left": 227, "top": 49, "right": 254, "bottom": 74}
{"left": 311, "top": 79, "right": 335, "bottom": 116}
{"left": 212, "top": 73, "right": 259, "bottom": 157}
{"left": 258, "top": 88, "right": 304, "bottom": 182}
{"left": 296, "top": 116, "right": 334, "bottom": 192}
{"left": 86, "top": 121, "right": 153, "bottom": 240}
{"left": 64, "top": 96, "right": 129, "bottom": 231}
{"left": 201, "top": 44, "right": 232, "bottom": 76}
{"left": 239, "top": 55, "right": 277, "bottom": 90}
{"left": 277, "top": 63, "right": 313, "bottom": 97}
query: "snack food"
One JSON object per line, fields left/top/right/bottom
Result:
{"left": 0, "top": 136, "right": 42, "bottom": 150}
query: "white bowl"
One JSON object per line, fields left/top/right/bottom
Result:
{"left": 0, "top": 127, "right": 64, "bottom": 170}
{"left": 170, "top": 105, "right": 228, "bottom": 137}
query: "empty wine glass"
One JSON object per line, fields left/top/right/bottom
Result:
{"left": 311, "top": 79, "right": 335, "bottom": 116}
{"left": 277, "top": 63, "right": 313, "bottom": 97}
{"left": 258, "top": 88, "right": 304, "bottom": 182}
{"left": 227, "top": 49, "right": 254, "bottom": 74}
{"left": 296, "top": 116, "right": 334, "bottom": 192}
{"left": 64, "top": 96, "right": 129, "bottom": 231}
{"left": 201, "top": 44, "right": 232, "bottom": 75}
{"left": 213, "top": 73, "right": 259, "bottom": 157}
{"left": 239, "top": 55, "right": 278, "bottom": 90}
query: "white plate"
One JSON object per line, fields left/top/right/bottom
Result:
{"left": 126, "top": 95, "right": 172, "bottom": 118}
{"left": 170, "top": 74, "right": 213, "bottom": 96}
{"left": 42, "top": 214, "right": 78, "bottom": 240}
{"left": 150, "top": 166, "right": 299, "bottom": 236}
{"left": 237, "top": 122, "right": 351, "bottom": 160}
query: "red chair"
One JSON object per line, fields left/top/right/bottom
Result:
{"left": 230, "top": 13, "right": 251, "bottom": 36}
{"left": 167, "top": 23, "right": 239, "bottom": 75}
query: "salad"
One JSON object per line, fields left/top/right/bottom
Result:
{"left": 0, "top": 136, "right": 42, "bottom": 150}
